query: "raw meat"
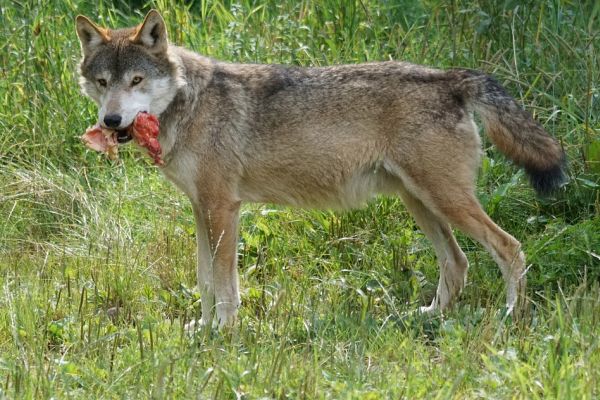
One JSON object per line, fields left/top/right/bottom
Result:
{"left": 81, "top": 125, "right": 119, "bottom": 160}
{"left": 131, "top": 112, "right": 163, "bottom": 166}
{"left": 81, "top": 112, "right": 163, "bottom": 165}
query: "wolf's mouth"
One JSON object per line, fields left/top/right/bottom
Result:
{"left": 116, "top": 128, "right": 133, "bottom": 144}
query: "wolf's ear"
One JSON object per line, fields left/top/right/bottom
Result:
{"left": 131, "top": 10, "right": 168, "bottom": 54}
{"left": 76, "top": 15, "right": 110, "bottom": 57}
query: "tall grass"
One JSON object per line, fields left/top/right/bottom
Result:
{"left": 0, "top": 0, "right": 598, "bottom": 398}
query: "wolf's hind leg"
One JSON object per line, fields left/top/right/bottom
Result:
{"left": 401, "top": 181, "right": 526, "bottom": 315}
{"left": 436, "top": 195, "right": 526, "bottom": 314}
{"left": 396, "top": 187, "right": 469, "bottom": 312}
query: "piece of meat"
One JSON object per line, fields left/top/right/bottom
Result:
{"left": 80, "top": 112, "right": 163, "bottom": 165}
{"left": 131, "top": 112, "right": 163, "bottom": 166}
{"left": 81, "top": 124, "right": 118, "bottom": 160}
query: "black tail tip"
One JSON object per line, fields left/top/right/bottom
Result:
{"left": 525, "top": 157, "right": 569, "bottom": 196}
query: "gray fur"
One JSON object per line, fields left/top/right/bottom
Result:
{"left": 77, "top": 10, "right": 565, "bottom": 328}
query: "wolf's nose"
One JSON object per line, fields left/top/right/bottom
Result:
{"left": 104, "top": 114, "right": 122, "bottom": 128}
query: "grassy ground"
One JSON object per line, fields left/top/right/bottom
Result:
{"left": 1, "top": 0, "right": 599, "bottom": 398}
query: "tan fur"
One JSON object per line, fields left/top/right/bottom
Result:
{"left": 77, "top": 11, "right": 566, "bottom": 328}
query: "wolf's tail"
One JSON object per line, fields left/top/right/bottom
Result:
{"left": 455, "top": 69, "right": 567, "bottom": 195}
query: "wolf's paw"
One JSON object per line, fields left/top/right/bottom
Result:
{"left": 215, "top": 301, "right": 239, "bottom": 329}
{"left": 184, "top": 317, "right": 216, "bottom": 336}
{"left": 419, "top": 304, "right": 437, "bottom": 314}
{"left": 216, "top": 312, "right": 238, "bottom": 330}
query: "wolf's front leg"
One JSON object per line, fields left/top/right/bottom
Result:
{"left": 191, "top": 205, "right": 216, "bottom": 329}
{"left": 203, "top": 201, "right": 241, "bottom": 328}
{"left": 182, "top": 205, "right": 216, "bottom": 333}
{"left": 188, "top": 201, "right": 241, "bottom": 331}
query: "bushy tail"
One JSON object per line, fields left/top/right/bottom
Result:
{"left": 455, "top": 69, "right": 567, "bottom": 195}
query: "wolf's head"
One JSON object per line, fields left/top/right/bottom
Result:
{"left": 76, "top": 10, "right": 183, "bottom": 134}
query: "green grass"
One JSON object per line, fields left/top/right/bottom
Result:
{"left": 1, "top": 0, "right": 599, "bottom": 398}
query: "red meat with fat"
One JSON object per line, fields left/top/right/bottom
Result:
{"left": 81, "top": 112, "right": 163, "bottom": 165}
{"left": 131, "top": 112, "right": 163, "bottom": 165}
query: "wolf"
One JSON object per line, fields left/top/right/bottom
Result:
{"left": 76, "top": 10, "right": 566, "bottom": 329}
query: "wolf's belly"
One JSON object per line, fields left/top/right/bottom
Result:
{"left": 238, "top": 161, "right": 396, "bottom": 210}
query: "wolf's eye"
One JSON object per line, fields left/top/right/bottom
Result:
{"left": 97, "top": 78, "right": 107, "bottom": 87}
{"left": 131, "top": 76, "right": 143, "bottom": 86}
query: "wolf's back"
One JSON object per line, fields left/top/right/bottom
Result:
{"left": 455, "top": 70, "right": 567, "bottom": 195}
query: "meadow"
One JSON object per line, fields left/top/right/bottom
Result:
{"left": 0, "top": 0, "right": 599, "bottom": 398}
